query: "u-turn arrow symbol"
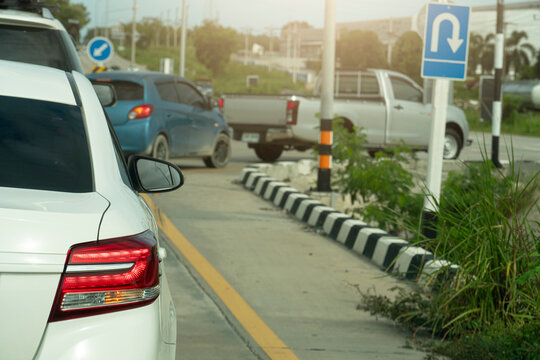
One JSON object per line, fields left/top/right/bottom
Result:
{"left": 430, "top": 12, "right": 464, "bottom": 53}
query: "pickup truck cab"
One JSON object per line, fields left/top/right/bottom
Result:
{"left": 222, "top": 69, "right": 470, "bottom": 162}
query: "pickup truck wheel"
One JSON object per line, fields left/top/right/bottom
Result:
{"left": 204, "top": 133, "right": 231, "bottom": 168}
{"left": 152, "top": 134, "right": 169, "bottom": 161}
{"left": 254, "top": 145, "right": 283, "bottom": 162}
{"left": 443, "top": 129, "right": 462, "bottom": 160}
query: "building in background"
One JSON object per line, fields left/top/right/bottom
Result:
{"left": 280, "top": 1, "right": 540, "bottom": 66}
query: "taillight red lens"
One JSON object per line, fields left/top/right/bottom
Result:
{"left": 48, "top": 230, "right": 160, "bottom": 322}
{"left": 128, "top": 104, "right": 154, "bottom": 120}
{"left": 286, "top": 100, "right": 300, "bottom": 125}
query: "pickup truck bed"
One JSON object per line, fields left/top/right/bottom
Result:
{"left": 221, "top": 69, "right": 471, "bottom": 162}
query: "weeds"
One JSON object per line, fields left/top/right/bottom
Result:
{"left": 331, "top": 119, "right": 423, "bottom": 235}
{"left": 356, "top": 154, "right": 540, "bottom": 359}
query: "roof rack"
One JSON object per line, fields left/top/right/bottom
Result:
{"left": 0, "top": 0, "right": 58, "bottom": 16}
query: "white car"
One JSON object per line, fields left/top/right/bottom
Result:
{"left": 0, "top": 60, "right": 182, "bottom": 360}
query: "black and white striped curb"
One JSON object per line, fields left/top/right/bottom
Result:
{"left": 240, "top": 165, "right": 458, "bottom": 288}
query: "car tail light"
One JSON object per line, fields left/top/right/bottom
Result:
{"left": 48, "top": 230, "right": 160, "bottom": 322}
{"left": 128, "top": 104, "right": 154, "bottom": 120}
{"left": 286, "top": 100, "right": 299, "bottom": 125}
{"left": 218, "top": 98, "right": 224, "bottom": 113}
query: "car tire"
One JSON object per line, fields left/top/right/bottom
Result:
{"left": 204, "top": 133, "right": 231, "bottom": 168}
{"left": 443, "top": 128, "right": 463, "bottom": 160}
{"left": 152, "top": 134, "right": 169, "bottom": 161}
{"left": 253, "top": 145, "right": 283, "bottom": 163}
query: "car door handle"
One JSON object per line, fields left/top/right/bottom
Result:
{"left": 394, "top": 105, "right": 404, "bottom": 110}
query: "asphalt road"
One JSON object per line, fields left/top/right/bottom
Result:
{"left": 153, "top": 150, "right": 428, "bottom": 360}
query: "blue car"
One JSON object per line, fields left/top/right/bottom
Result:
{"left": 87, "top": 71, "right": 231, "bottom": 168}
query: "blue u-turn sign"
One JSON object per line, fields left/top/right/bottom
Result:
{"left": 421, "top": 3, "right": 471, "bottom": 80}
{"left": 87, "top": 37, "right": 114, "bottom": 63}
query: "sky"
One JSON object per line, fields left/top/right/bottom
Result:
{"left": 74, "top": 0, "right": 534, "bottom": 35}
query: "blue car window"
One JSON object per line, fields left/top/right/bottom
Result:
{"left": 176, "top": 82, "right": 205, "bottom": 108}
{"left": 156, "top": 81, "right": 179, "bottom": 103}
{"left": 110, "top": 81, "right": 144, "bottom": 101}
{"left": 0, "top": 96, "right": 93, "bottom": 192}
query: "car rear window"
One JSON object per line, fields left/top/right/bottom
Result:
{"left": 0, "top": 96, "right": 93, "bottom": 192}
{"left": 110, "top": 80, "right": 144, "bottom": 101}
{"left": 0, "top": 24, "right": 71, "bottom": 71}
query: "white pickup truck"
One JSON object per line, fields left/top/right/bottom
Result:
{"left": 221, "top": 69, "right": 471, "bottom": 162}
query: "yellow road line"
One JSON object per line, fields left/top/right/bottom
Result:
{"left": 142, "top": 194, "right": 299, "bottom": 360}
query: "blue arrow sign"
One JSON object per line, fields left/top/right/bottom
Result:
{"left": 422, "top": 3, "right": 471, "bottom": 80}
{"left": 87, "top": 37, "right": 114, "bottom": 63}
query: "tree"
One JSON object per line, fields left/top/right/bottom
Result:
{"left": 390, "top": 31, "right": 422, "bottom": 84}
{"left": 533, "top": 52, "right": 540, "bottom": 78}
{"left": 468, "top": 32, "right": 495, "bottom": 75}
{"left": 336, "top": 30, "right": 388, "bottom": 70}
{"left": 192, "top": 20, "right": 239, "bottom": 75}
{"left": 505, "top": 30, "right": 536, "bottom": 76}
{"left": 47, "top": 0, "right": 89, "bottom": 40}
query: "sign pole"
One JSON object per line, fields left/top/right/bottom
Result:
{"left": 317, "top": 0, "right": 336, "bottom": 192}
{"left": 422, "top": 78, "right": 449, "bottom": 238}
{"left": 420, "top": 0, "right": 470, "bottom": 239}
{"left": 492, "top": 0, "right": 504, "bottom": 168}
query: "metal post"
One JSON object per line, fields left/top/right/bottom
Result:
{"left": 421, "top": 0, "right": 449, "bottom": 239}
{"left": 179, "top": 0, "right": 187, "bottom": 77}
{"left": 292, "top": 22, "right": 298, "bottom": 84}
{"left": 422, "top": 79, "right": 449, "bottom": 238}
{"left": 166, "top": 10, "right": 171, "bottom": 48}
{"left": 130, "top": 0, "right": 137, "bottom": 71}
{"left": 174, "top": 8, "right": 178, "bottom": 48}
{"left": 105, "top": 0, "right": 109, "bottom": 39}
{"left": 492, "top": 0, "right": 504, "bottom": 168}
{"left": 317, "top": 0, "right": 336, "bottom": 192}
{"left": 94, "top": 0, "right": 99, "bottom": 36}
{"left": 244, "top": 29, "right": 249, "bottom": 66}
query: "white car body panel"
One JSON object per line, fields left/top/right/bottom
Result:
{"left": 0, "top": 9, "right": 64, "bottom": 30}
{"left": 0, "top": 61, "right": 76, "bottom": 105}
{"left": 34, "top": 301, "right": 167, "bottom": 360}
{"left": 0, "top": 62, "right": 176, "bottom": 359}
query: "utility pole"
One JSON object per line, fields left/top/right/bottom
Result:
{"left": 243, "top": 29, "right": 250, "bottom": 66}
{"left": 174, "top": 8, "right": 178, "bottom": 48}
{"left": 105, "top": 0, "right": 110, "bottom": 38}
{"left": 94, "top": 0, "right": 99, "bottom": 36}
{"left": 179, "top": 0, "right": 187, "bottom": 77}
{"left": 492, "top": 0, "right": 504, "bottom": 168}
{"left": 286, "top": 26, "right": 291, "bottom": 73}
{"left": 130, "top": 0, "right": 137, "bottom": 71}
{"left": 317, "top": 0, "right": 336, "bottom": 192}
{"left": 166, "top": 10, "right": 171, "bottom": 48}
{"left": 292, "top": 22, "right": 298, "bottom": 84}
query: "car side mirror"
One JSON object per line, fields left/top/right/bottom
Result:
{"left": 91, "top": 82, "right": 117, "bottom": 107}
{"left": 128, "top": 156, "right": 184, "bottom": 193}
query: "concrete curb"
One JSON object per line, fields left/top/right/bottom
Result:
{"left": 240, "top": 164, "right": 456, "bottom": 288}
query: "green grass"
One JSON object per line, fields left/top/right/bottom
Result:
{"left": 117, "top": 45, "right": 305, "bottom": 96}
{"left": 454, "top": 80, "right": 479, "bottom": 101}
{"left": 117, "top": 44, "right": 213, "bottom": 80}
{"left": 465, "top": 108, "right": 540, "bottom": 136}
{"left": 213, "top": 61, "right": 306, "bottom": 95}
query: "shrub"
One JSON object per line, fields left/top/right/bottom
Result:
{"left": 357, "top": 156, "right": 540, "bottom": 359}
{"left": 502, "top": 95, "right": 523, "bottom": 124}
{"left": 331, "top": 119, "right": 423, "bottom": 234}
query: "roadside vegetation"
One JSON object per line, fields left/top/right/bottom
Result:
{"left": 117, "top": 45, "right": 304, "bottom": 95}
{"left": 331, "top": 120, "right": 540, "bottom": 360}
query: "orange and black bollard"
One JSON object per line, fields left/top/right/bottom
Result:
{"left": 317, "top": 118, "right": 332, "bottom": 192}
